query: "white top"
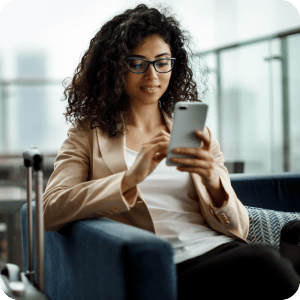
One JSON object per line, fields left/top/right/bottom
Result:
{"left": 125, "top": 147, "right": 234, "bottom": 264}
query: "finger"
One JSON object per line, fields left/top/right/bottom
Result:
{"left": 195, "top": 130, "right": 210, "bottom": 150}
{"left": 173, "top": 148, "right": 213, "bottom": 161}
{"left": 162, "top": 129, "right": 171, "bottom": 136}
{"left": 171, "top": 157, "right": 212, "bottom": 168}
{"left": 145, "top": 135, "right": 170, "bottom": 146}
{"left": 148, "top": 141, "right": 170, "bottom": 159}
{"left": 153, "top": 129, "right": 171, "bottom": 138}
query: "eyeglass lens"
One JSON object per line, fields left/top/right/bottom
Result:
{"left": 127, "top": 59, "right": 173, "bottom": 73}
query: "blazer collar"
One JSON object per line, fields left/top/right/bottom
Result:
{"left": 96, "top": 108, "right": 173, "bottom": 175}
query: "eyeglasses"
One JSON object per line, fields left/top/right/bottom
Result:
{"left": 125, "top": 58, "right": 176, "bottom": 73}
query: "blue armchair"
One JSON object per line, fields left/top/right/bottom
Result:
{"left": 21, "top": 173, "right": 300, "bottom": 300}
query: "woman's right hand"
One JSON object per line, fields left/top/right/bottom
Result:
{"left": 125, "top": 130, "right": 170, "bottom": 185}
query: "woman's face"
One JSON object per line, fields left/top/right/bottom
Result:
{"left": 124, "top": 34, "right": 172, "bottom": 105}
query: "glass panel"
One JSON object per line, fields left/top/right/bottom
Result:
{"left": 44, "top": 84, "right": 70, "bottom": 153}
{"left": 220, "top": 42, "right": 273, "bottom": 174}
{"left": 268, "top": 39, "right": 284, "bottom": 173}
{"left": 15, "top": 85, "right": 48, "bottom": 151}
{"left": 194, "top": 53, "right": 219, "bottom": 139}
{"left": 0, "top": 84, "right": 4, "bottom": 153}
{"left": 288, "top": 33, "right": 300, "bottom": 172}
{"left": 2, "top": 83, "right": 69, "bottom": 155}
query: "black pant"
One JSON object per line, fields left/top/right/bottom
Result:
{"left": 176, "top": 241, "right": 300, "bottom": 300}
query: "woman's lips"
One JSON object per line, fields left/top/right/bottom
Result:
{"left": 140, "top": 86, "right": 159, "bottom": 93}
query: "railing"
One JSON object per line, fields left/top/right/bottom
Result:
{"left": 1, "top": 27, "right": 300, "bottom": 174}
{"left": 196, "top": 27, "right": 300, "bottom": 173}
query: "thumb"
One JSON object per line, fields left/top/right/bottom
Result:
{"left": 196, "top": 130, "right": 210, "bottom": 151}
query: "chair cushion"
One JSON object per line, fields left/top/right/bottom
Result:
{"left": 245, "top": 206, "right": 300, "bottom": 248}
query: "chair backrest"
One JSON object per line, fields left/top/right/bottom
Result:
{"left": 230, "top": 173, "right": 300, "bottom": 212}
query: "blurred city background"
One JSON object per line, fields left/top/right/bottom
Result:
{"left": 0, "top": 0, "right": 299, "bottom": 269}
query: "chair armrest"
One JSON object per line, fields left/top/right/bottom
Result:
{"left": 21, "top": 205, "right": 177, "bottom": 300}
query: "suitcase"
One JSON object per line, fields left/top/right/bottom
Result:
{"left": 0, "top": 148, "right": 50, "bottom": 299}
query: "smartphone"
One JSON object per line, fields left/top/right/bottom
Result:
{"left": 166, "top": 102, "right": 208, "bottom": 166}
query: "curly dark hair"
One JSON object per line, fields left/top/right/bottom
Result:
{"left": 63, "top": 3, "right": 208, "bottom": 138}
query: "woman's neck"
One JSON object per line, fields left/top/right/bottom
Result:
{"left": 125, "top": 104, "right": 165, "bottom": 133}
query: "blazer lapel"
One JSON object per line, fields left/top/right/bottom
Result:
{"left": 95, "top": 126, "right": 128, "bottom": 175}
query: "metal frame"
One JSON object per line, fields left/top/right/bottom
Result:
{"left": 196, "top": 27, "right": 300, "bottom": 172}
{"left": 1, "top": 27, "right": 300, "bottom": 171}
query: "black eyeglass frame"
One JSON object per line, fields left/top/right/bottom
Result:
{"left": 125, "top": 58, "right": 176, "bottom": 73}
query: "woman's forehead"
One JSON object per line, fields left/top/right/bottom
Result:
{"left": 130, "top": 35, "right": 171, "bottom": 56}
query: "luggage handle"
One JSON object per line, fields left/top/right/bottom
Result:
{"left": 23, "top": 147, "right": 45, "bottom": 293}
{"left": 1, "top": 148, "right": 48, "bottom": 299}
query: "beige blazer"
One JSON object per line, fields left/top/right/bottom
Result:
{"left": 43, "top": 109, "right": 250, "bottom": 243}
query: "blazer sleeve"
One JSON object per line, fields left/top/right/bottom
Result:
{"left": 195, "top": 127, "right": 250, "bottom": 240}
{"left": 43, "top": 126, "right": 137, "bottom": 232}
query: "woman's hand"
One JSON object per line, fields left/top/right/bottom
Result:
{"left": 170, "top": 130, "right": 218, "bottom": 187}
{"left": 126, "top": 130, "right": 170, "bottom": 185}
{"left": 170, "top": 130, "right": 227, "bottom": 207}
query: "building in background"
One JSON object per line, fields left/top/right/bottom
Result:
{"left": 16, "top": 52, "right": 47, "bottom": 151}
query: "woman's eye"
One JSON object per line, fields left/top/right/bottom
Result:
{"left": 129, "top": 60, "right": 145, "bottom": 69}
{"left": 156, "top": 59, "right": 170, "bottom": 66}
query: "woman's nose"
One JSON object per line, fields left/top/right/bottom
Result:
{"left": 144, "top": 64, "right": 158, "bottom": 80}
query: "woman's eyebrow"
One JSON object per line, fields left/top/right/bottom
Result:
{"left": 129, "top": 52, "right": 171, "bottom": 58}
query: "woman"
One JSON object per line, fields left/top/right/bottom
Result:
{"left": 43, "top": 4, "right": 300, "bottom": 299}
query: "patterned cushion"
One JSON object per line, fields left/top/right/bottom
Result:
{"left": 245, "top": 206, "right": 300, "bottom": 248}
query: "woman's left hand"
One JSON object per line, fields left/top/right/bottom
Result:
{"left": 170, "top": 130, "right": 220, "bottom": 190}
